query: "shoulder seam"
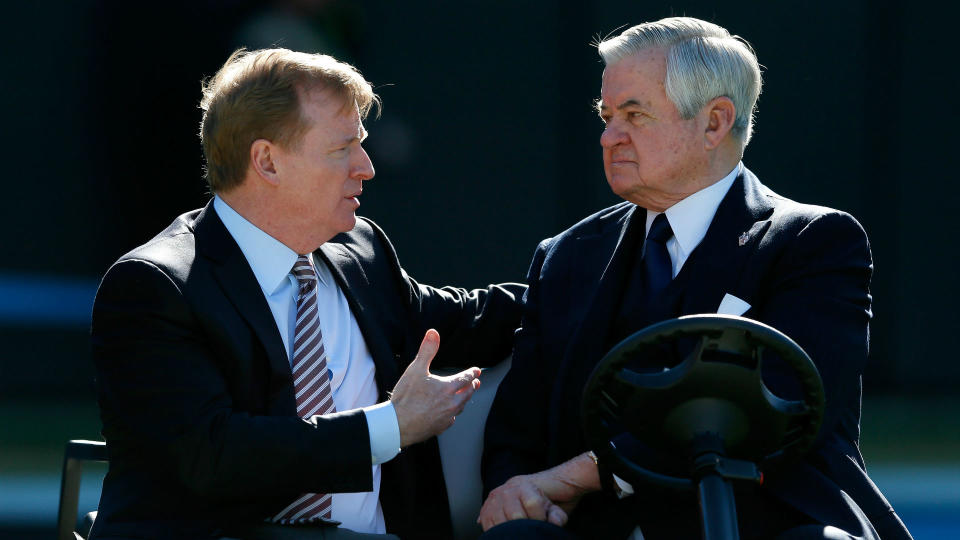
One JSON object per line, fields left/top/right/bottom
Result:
{"left": 112, "top": 257, "right": 186, "bottom": 296}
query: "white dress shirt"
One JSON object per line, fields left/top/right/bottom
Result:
{"left": 643, "top": 162, "right": 742, "bottom": 276}
{"left": 213, "top": 196, "right": 401, "bottom": 534}
{"left": 625, "top": 162, "right": 741, "bottom": 540}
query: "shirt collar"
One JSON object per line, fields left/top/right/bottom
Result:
{"left": 213, "top": 196, "right": 323, "bottom": 295}
{"left": 647, "top": 162, "right": 741, "bottom": 256}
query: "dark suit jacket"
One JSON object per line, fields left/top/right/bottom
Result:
{"left": 483, "top": 167, "right": 911, "bottom": 539}
{"left": 89, "top": 202, "right": 524, "bottom": 540}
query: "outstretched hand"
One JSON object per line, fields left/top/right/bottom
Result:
{"left": 390, "top": 329, "right": 481, "bottom": 447}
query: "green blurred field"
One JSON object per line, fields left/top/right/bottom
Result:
{"left": 2, "top": 395, "right": 958, "bottom": 476}
{"left": 859, "top": 395, "right": 960, "bottom": 464}
{"left": 0, "top": 399, "right": 102, "bottom": 474}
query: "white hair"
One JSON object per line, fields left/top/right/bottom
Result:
{"left": 598, "top": 17, "right": 762, "bottom": 148}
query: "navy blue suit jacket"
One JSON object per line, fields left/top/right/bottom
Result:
{"left": 483, "top": 168, "right": 910, "bottom": 539}
{"left": 90, "top": 202, "right": 524, "bottom": 539}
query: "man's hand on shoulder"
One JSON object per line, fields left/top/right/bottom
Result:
{"left": 477, "top": 452, "right": 601, "bottom": 532}
{"left": 390, "top": 329, "right": 481, "bottom": 447}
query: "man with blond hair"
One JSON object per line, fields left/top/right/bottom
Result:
{"left": 90, "top": 48, "right": 522, "bottom": 539}
{"left": 480, "top": 17, "right": 910, "bottom": 540}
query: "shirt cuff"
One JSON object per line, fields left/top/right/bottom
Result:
{"left": 363, "top": 401, "right": 401, "bottom": 465}
{"left": 590, "top": 450, "right": 634, "bottom": 499}
{"left": 612, "top": 473, "right": 635, "bottom": 499}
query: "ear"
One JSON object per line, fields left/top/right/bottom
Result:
{"left": 249, "top": 139, "right": 280, "bottom": 186}
{"left": 703, "top": 96, "right": 736, "bottom": 150}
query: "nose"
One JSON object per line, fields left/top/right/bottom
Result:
{"left": 353, "top": 146, "right": 375, "bottom": 181}
{"left": 600, "top": 123, "right": 628, "bottom": 149}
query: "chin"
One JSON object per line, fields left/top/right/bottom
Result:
{"left": 336, "top": 214, "right": 358, "bottom": 233}
{"left": 607, "top": 177, "right": 636, "bottom": 200}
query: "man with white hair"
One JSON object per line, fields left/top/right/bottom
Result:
{"left": 480, "top": 17, "right": 911, "bottom": 539}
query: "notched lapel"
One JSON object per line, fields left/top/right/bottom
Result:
{"left": 680, "top": 169, "right": 774, "bottom": 316}
{"left": 194, "top": 203, "right": 296, "bottom": 416}
{"left": 317, "top": 243, "right": 400, "bottom": 393}
{"left": 549, "top": 206, "right": 644, "bottom": 455}
{"left": 565, "top": 205, "right": 643, "bottom": 364}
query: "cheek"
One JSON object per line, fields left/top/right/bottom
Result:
{"left": 656, "top": 128, "right": 691, "bottom": 160}
{"left": 667, "top": 139, "right": 685, "bottom": 159}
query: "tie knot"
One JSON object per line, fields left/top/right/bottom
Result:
{"left": 648, "top": 213, "right": 673, "bottom": 244}
{"left": 291, "top": 255, "right": 318, "bottom": 287}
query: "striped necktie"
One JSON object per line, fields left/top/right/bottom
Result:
{"left": 272, "top": 255, "right": 336, "bottom": 523}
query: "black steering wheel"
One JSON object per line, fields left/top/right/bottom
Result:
{"left": 581, "top": 314, "right": 824, "bottom": 492}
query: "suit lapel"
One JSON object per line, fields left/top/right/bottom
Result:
{"left": 193, "top": 202, "right": 296, "bottom": 415}
{"left": 680, "top": 168, "right": 775, "bottom": 316}
{"left": 563, "top": 205, "right": 644, "bottom": 368}
{"left": 549, "top": 205, "right": 644, "bottom": 457}
{"left": 560, "top": 168, "right": 775, "bottom": 371}
{"left": 317, "top": 242, "right": 400, "bottom": 397}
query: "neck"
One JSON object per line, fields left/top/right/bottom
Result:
{"left": 218, "top": 186, "right": 331, "bottom": 255}
{"left": 695, "top": 146, "right": 741, "bottom": 192}
{"left": 639, "top": 150, "right": 739, "bottom": 213}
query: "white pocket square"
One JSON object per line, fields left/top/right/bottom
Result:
{"left": 717, "top": 293, "right": 751, "bottom": 316}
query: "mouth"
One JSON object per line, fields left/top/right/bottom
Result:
{"left": 343, "top": 190, "right": 362, "bottom": 210}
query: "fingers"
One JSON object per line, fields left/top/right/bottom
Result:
{"left": 501, "top": 494, "right": 530, "bottom": 522}
{"left": 512, "top": 478, "right": 552, "bottom": 521}
{"left": 546, "top": 504, "right": 568, "bottom": 527}
{"left": 448, "top": 367, "right": 482, "bottom": 394}
{"left": 450, "top": 383, "right": 476, "bottom": 417}
{"left": 411, "top": 329, "right": 440, "bottom": 372}
{"left": 477, "top": 476, "right": 557, "bottom": 532}
{"left": 478, "top": 493, "right": 524, "bottom": 532}
{"left": 478, "top": 503, "right": 509, "bottom": 532}
{"left": 478, "top": 497, "right": 563, "bottom": 531}
{"left": 520, "top": 492, "right": 549, "bottom": 521}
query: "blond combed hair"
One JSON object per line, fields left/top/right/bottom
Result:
{"left": 199, "top": 48, "right": 379, "bottom": 192}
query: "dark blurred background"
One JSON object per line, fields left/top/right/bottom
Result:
{"left": 2, "top": 0, "right": 958, "bottom": 538}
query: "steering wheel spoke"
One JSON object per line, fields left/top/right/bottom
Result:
{"left": 582, "top": 315, "right": 825, "bottom": 491}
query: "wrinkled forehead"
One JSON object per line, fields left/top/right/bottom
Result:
{"left": 599, "top": 49, "right": 667, "bottom": 110}
{"left": 293, "top": 90, "right": 366, "bottom": 144}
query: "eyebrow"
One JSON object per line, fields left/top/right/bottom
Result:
{"left": 599, "top": 98, "right": 648, "bottom": 112}
{"left": 337, "top": 127, "right": 368, "bottom": 147}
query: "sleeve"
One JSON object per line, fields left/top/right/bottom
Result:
{"left": 481, "top": 238, "right": 554, "bottom": 495}
{"left": 363, "top": 218, "right": 526, "bottom": 369}
{"left": 91, "top": 258, "right": 374, "bottom": 501}
{"left": 751, "top": 211, "right": 873, "bottom": 444}
{"left": 407, "top": 278, "right": 526, "bottom": 369}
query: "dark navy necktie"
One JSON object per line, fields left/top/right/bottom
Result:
{"left": 642, "top": 213, "right": 675, "bottom": 298}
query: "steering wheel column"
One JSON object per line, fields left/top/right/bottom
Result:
{"left": 581, "top": 315, "right": 825, "bottom": 540}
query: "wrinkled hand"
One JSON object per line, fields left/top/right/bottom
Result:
{"left": 477, "top": 474, "right": 569, "bottom": 531}
{"left": 477, "top": 453, "right": 600, "bottom": 532}
{"left": 390, "top": 329, "right": 481, "bottom": 447}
